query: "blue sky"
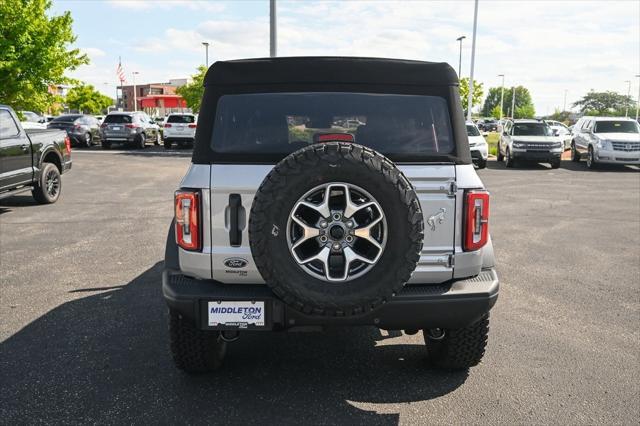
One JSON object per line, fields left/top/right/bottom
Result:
{"left": 51, "top": 0, "right": 640, "bottom": 115}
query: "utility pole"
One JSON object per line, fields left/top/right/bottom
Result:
{"left": 625, "top": 80, "right": 631, "bottom": 117}
{"left": 456, "top": 35, "right": 466, "bottom": 79}
{"left": 498, "top": 74, "right": 505, "bottom": 120}
{"left": 132, "top": 71, "right": 139, "bottom": 112}
{"left": 466, "top": 0, "right": 478, "bottom": 121}
{"left": 511, "top": 86, "right": 516, "bottom": 119}
{"left": 270, "top": 0, "right": 277, "bottom": 57}
{"left": 202, "top": 42, "right": 210, "bottom": 67}
{"left": 636, "top": 75, "right": 640, "bottom": 121}
{"left": 563, "top": 89, "right": 568, "bottom": 112}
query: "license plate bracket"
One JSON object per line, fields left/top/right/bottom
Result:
{"left": 206, "top": 300, "right": 266, "bottom": 329}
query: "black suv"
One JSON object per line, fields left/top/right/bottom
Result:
{"left": 100, "top": 111, "right": 161, "bottom": 149}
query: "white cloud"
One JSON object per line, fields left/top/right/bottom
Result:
{"left": 108, "top": 0, "right": 225, "bottom": 12}
{"left": 80, "top": 47, "right": 106, "bottom": 58}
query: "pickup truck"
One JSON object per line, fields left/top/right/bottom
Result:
{"left": 0, "top": 105, "right": 72, "bottom": 204}
{"left": 163, "top": 57, "right": 498, "bottom": 372}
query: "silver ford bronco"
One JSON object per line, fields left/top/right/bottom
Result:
{"left": 163, "top": 57, "right": 499, "bottom": 372}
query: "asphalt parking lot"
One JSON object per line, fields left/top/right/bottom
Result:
{"left": 1, "top": 149, "right": 638, "bottom": 424}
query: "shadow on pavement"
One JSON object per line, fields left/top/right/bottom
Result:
{"left": 0, "top": 194, "right": 39, "bottom": 213}
{"left": 486, "top": 159, "right": 639, "bottom": 172}
{"left": 0, "top": 262, "right": 468, "bottom": 424}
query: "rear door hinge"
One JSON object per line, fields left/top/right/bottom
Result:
{"left": 447, "top": 181, "right": 458, "bottom": 198}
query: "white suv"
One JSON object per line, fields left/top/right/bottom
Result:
{"left": 571, "top": 117, "right": 640, "bottom": 169}
{"left": 163, "top": 113, "right": 197, "bottom": 149}
{"left": 466, "top": 121, "right": 488, "bottom": 168}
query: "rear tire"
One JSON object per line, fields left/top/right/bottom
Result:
{"left": 168, "top": 309, "right": 227, "bottom": 373}
{"left": 32, "top": 162, "right": 61, "bottom": 204}
{"left": 476, "top": 158, "right": 487, "bottom": 169}
{"left": 505, "top": 148, "right": 515, "bottom": 168}
{"left": 571, "top": 142, "right": 580, "bottom": 162}
{"left": 137, "top": 133, "right": 146, "bottom": 149}
{"left": 155, "top": 132, "right": 161, "bottom": 146}
{"left": 424, "top": 314, "right": 489, "bottom": 370}
{"left": 586, "top": 146, "right": 597, "bottom": 169}
{"left": 550, "top": 158, "right": 561, "bottom": 169}
{"left": 497, "top": 148, "right": 504, "bottom": 162}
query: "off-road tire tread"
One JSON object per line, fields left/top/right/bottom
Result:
{"left": 249, "top": 142, "right": 423, "bottom": 317}
{"left": 168, "top": 309, "right": 226, "bottom": 373}
{"left": 424, "top": 314, "right": 489, "bottom": 369}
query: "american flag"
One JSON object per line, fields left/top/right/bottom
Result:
{"left": 116, "top": 59, "right": 126, "bottom": 83}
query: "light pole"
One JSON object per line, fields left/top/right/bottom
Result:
{"left": 270, "top": 0, "right": 277, "bottom": 57}
{"left": 202, "top": 42, "right": 210, "bottom": 67}
{"left": 563, "top": 89, "right": 568, "bottom": 112}
{"left": 466, "top": 0, "right": 478, "bottom": 121}
{"left": 456, "top": 35, "right": 466, "bottom": 79}
{"left": 132, "top": 71, "right": 139, "bottom": 112}
{"left": 624, "top": 80, "right": 631, "bottom": 117}
{"left": 635, "top": 75, "right": 640, "bottom": 121}
{"left": 511, "top": 86, "right": 516, "bottom": 119}
{"left": 498, "top": 74, "right": 505, "bottom": 120}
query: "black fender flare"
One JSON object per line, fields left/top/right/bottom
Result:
{"left": 165, "top": 219, "right": 180, "bottom": 270}
{"left": 38, "top": 147, "right": 63, "bottom": 172}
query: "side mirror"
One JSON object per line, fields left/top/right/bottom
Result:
{"left": 552, "top": 129, "right": 559, "bottom": 136}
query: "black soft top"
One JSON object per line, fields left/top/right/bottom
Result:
{"left": 205, "top": 57, "right": 459, "bottom": 87}
{"left": 193, "top": 56, "right": 470, "bottom": 165}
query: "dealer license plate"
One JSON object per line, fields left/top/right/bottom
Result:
{"left": 208, "top": 301, "right": 265, "bottom": 328}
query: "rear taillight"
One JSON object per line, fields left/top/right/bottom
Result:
{"left": 175, "top": 190, "right": 201, "bottom": 251}
{"left": 314, "top": 133, "right": 354, "bottom": 143}
{"left": 74, "top": 125, "right": 82, "bottom": 131}
{"left": 64, "top": 136, "right": 71, "bottom": 155}
{"left": 100, "top": 123, "right": 107, "bottom": 128}
{"left": 125, "top": 124, "right": 138, "bottom": 129}
{"left": 164, "top": 123, "right": 172, "bottom": 128}
{"left": 188, "top": 124, "right": 197, "bottom": 128}
{"left": 464, "top": 190, "right": 490, "bottom": 251}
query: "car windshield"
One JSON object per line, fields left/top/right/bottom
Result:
{"left": 52, "top": 115, "right": 81, "bottom": 122}
{"left": 211, "top": 92, "right": 454, "bottom": 161}
{"left": 466, "top": 124, "right": 481, "bottom": 136}
{"left": 104, "top": 115, "right": 133, "bottom": 124}
{"left": 167, "top": 115, "right": 195, "bottom": 124}
{"left": 594, "top": 121, "right": 639, "bottom": 134}
{"left": 513, "top": 123, "right": 552, "bottom": 136}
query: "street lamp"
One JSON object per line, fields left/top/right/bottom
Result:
{"left": 456, "top": 35, "right": 466, "bottom": 79}
{"left": 624, "top": 80, "right": 631, "bottom": 117}
{"left": 270, "top": 0, "right": 277, "bottom": 57}
{"left": 466, "top": 0, "right": 479, "bottom": 121}
{"left": 202, "top": 42, "right": 210, "bottom": 67}
{"left": 563, "top": 89, "right": 568, "bottom": 112}
{"left": 498, "top": 74, "right": 505, "bottom": 120}
{"left": 511, "top": 86, "right": 516, "bottom": 119}
{"left": 132, "top": 71, "right": 140, "bottom": 112}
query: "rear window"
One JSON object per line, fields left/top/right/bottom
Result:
{"left": 466, "top": 124, "right": 481, "bottom": 136}
{"left": 104, "top": 115, "right": 133, "bottom": 124}
{"left": 513, "top": 123, "right": 552, "bottom": 136}
{"left": 594, "top": 121, "right": 639, "bottom": 134}
{"left": 211, "top": 92, "right": 454, "bottom": 162}
{"left": 52, "top": 115, "right": 81, "bottom": 122}
{"left": 167, "top": 115, "right": 195, "bottom": 124}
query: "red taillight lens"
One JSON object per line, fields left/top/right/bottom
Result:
{"left": 74, "top": 125, "right": 82, "bottom": 130}
{"left": 125, "top": 124, "right": 138, "bottom": 129}
{"left": 175, "top": 190, "right": 201, "bottom": 251}
{"left": 164, "top": 123, "right": 172, "bottom": 128}
{"left": 314, "top": 133, "right": 354, "bottom": 143}
{"left": 464, "top": 191, "right": 490, "bottom": 251}
{"left": 188, "top": 124, "right": 197, "bottom": 128}
{"left": 64, "top": 136, "right": 71, "bottom": 155}
{"left": 100, "top": 123, "right": 107, "bottom": 128}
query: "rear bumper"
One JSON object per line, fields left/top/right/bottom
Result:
{"left": 471, "top": 146, "right": 488, "bottom": 160}
{"left": 162, "top": 268, "right": 499, "bottom": 331}
{"left": 164, "top": 136, "right": 195, "bottom": 143}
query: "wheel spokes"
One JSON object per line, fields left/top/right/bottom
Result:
{"left": 291, "top": 216, "right": 321, "bottom": 250}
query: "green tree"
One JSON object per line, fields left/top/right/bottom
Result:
{"left": 572, "top": 91, "right": 633, "bottom": 116}
{"left": 176, "top": 65, "right": 207, "bottom": 113}
{"left": 65, "top": 84, "right": 113, "bottom": 114}
{"left": 482, "top": 86, "right": 535, "bottom": 118}
{"left": 0, "top": 0, "right": 88, "bottom": 112}
{"left": 459, "top": 78, "right": 484, "bottom": 115}
{"left": 514, "top": 104, "right": 535, "bottom": 119}
{"left": 490, "top": 105, "right": 502, "bottom": 119}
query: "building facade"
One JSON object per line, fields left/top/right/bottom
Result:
{"left": 117, "top": 79, "right": 189, "bottom": 116}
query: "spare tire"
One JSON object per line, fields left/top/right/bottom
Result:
{"left": 249, "top": 142, "right": 424, "bottom": 317}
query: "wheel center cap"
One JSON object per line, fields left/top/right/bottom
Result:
{"left": 329, "top": 225, "right": 345, "bottom": 240}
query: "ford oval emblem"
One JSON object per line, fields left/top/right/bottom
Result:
{"left": 223, "top": 258, "right": 248, "bottom": 268}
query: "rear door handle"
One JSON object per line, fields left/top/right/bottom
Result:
{"left": 229, "top": 194, "right": 242, "bottom": 247}
{"left": 20, "top": 144, "right": 28, "bottom": 151}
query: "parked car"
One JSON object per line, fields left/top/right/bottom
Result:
{"left": 570, "top": 116, "right": 640, "bottom": 169}
{"left": 478, "top": 119, "right": 498, "bottom": 132}
{"left": 467, "top": 121, "right": 488, "bottom": 168}
{"left": 94, "top": 115, "right": 105, "bottom": 124}
{"left": 0, "top": 105, "right": 72, "bottom": 204}
{"left": 163, "top": 113, "right": 197, "bottom": 149}
{"left": 498, "top": 119, "right": 563, "bottom": 168}
{"left": 47, "top": 114, "right": 101, "bottom": 147}
{"left": 163, "top": 57, "right": 498, "bottom": 372}
{"left": 20, "top": 111, "right": 46, "bottom": 124}
{"left": 99, "top": 111, "right": 161, "bottom": 149}
{"left": 545, "top": 120, "right": 572, "bottom": 150}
